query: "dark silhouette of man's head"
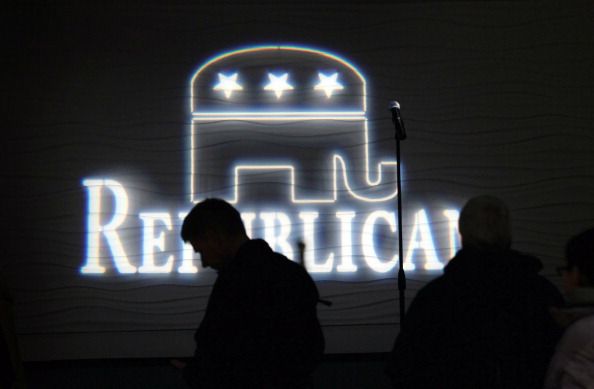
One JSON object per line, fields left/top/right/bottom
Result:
{"left": 458, "top": 195, "right": 512, "bottom": 251}
{"left": 181, "top": 198, "right": 248, "bottom": 270}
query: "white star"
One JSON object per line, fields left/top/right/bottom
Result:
{"left": 314, "top": 72, "right": 344, "bottom": 98}
{"left": 264, "top": 73, "right": 294, "bottom": 99}
{"left": 213, "top": 72, "right": 243, "bottom": 98}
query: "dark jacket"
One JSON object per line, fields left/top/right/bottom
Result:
{"left": 386, "top": 248, "right": 564, "bottom": 389}
{"left": 184, "top": 239, "right": 324, "bottom": 389}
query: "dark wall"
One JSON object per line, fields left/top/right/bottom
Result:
{"left": 3, "top": 1, "right": 594, "bottom": 360}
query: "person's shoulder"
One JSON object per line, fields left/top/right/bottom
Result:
{"left": 248, "top": 243, "right": 310, "bottom": 279}
{"left": 270, "top": 251, "right": 314, "bottom": 283}
{"left": 495, "top": 249, "right": 543, "bottom": 273}
{"left": 502, "top": 250, "right": 556, "bottom": 285}
{"left": 553, "top": 311, "right": 594, "bottom": 349}
{"left": 397, "top": 275, "right": 450, "bottom": 332}
{"left": 553, "top": 315, "right": 594, "bottom": 386}
{"left": 564, "top": 315, "right": 594, "bottom": 341}
{"left": 508, "top": 251, "right": 564, "bottom": 306}
{"left": 411, "top": 274, "right": 448, "bottom": 303}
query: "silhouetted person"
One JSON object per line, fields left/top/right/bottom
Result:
{"left": 385, "top": 195, "right": 563, "bottom": 389}
{"left": 178, "top": 199, "right": 324, "bottom": 389}
{"left": 544, "top": 227, "right": 594, "bottom": 388}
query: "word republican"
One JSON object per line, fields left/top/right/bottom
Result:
{"left": 81, "top": 179, "right": 460, "bottom": 275}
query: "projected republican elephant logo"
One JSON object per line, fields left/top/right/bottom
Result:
{"left": 79, "top": 45, "right": 460, "bottom": 277}
{"left": 189, "top": 46, "right": 398, "bottom": 204}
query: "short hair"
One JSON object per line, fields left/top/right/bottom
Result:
{"left": 565, "top": 228, "right": 594, "bottom": 285}
{"left": 181, "top": 198, "right": 246, "bottom": 242}
{"left": 458, "top": 195, "right": 512, "bottom": 251}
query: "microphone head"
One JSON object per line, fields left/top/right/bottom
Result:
{"left": 389, "top": 100, "right": 400, "bottom": 110}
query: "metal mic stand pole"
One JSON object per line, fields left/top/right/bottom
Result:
{"left": 389, "top": 101, "right": 407, "bottom": 322}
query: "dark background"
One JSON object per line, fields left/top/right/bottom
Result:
{"left": 3, "top": 1, "right": 594, "bottom": 386}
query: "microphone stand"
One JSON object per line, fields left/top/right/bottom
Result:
{"left": 389, "top": 101, "right": 407, "bottom": 322}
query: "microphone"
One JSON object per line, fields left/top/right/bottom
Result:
{"left": 389, "top": 101, "right": 407, "bottom": 140}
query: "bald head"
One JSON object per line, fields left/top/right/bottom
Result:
{"left": 459, "top": 195, "right": 512, "bottom": 251}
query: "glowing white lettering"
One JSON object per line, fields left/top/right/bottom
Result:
{"left": 362, "top": 211, "right": 398, "bottom": 273}
{"left": 299, "top": 212, "right": 334, "bottom": 273}
{"left": 177, "top": 212, "right": 198, "bottom": 274}
{"left": 443, "top": 210, "right": 461, "bottom": 258}
{"left": 240, "top": 212, "right": 257, "bottom": 238}
{"left": 138, "top": 213, "right": 174, "bottom": 274}
{"left": 335, "top": 211, "right": 357, "bottom": 272}
{"left": 81, "top": 179, "right": 459, "bottom": 275}
{"left": 81, "top": 179, "right": 135, "bottom": 274}
{"left": 404, "top": 210, "right": 442, "bottom": 271}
